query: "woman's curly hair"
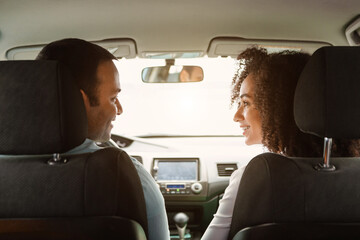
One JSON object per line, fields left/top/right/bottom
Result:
{"left": 231, "top": 47, "right": 360, "bottom": 157}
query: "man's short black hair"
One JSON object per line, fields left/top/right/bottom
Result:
{"left": 36, "top": 38, "right": 117, "bottom": 106}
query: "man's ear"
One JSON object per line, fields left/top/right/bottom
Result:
{"left": 80, "top": 89, "right": 91, "bottom": 109}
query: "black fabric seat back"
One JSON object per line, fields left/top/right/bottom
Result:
{"left": 0, "top": 61, "right": 148, "bottom": 238}
{"left": 229, "top": 153, "right": 360, "bottom": 239}
{"left": 228, "top": 46, "right": 360, "bottom": 240}
{"left": 0, "top": 217, "right": 147, "bottom": 240}
{"left": 0, "top": 61, "right": 86, "bottom": 154}
{"left": 232, "top": 223, "right": 360, "bottom": 240}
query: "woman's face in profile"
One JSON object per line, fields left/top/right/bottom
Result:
{"left": 233, "top": 74, "right": 263, "bottom": 145}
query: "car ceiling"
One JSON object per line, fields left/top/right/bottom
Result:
{"left": 0, "top": 0, "right": 359, "bottom": 60}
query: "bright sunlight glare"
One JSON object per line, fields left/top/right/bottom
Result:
{"left": 113, "top": 57, "right": 241, "bottom": 137}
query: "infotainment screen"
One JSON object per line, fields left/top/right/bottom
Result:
{"left": 156, "top": 159, "right": 198, "bottom": 181}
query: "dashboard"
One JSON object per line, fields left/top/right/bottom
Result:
{"left": 107, "top": 134, "right": 264, "bottom": 238}
{"left": 153, "top": 158, "right": 203, "bottom": 197}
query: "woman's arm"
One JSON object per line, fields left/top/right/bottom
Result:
{"left": 201, "top": 165, "right": 246, "bottom": 240}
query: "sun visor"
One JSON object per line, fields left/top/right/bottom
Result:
{"left": 345, "top": 15, "right": 360, "bottom": 46}
{"left": 207, "top": 37, "right": 332, "bottom": 58}
{"left": 6, "top": 38, "right": 137, "bottom": 60}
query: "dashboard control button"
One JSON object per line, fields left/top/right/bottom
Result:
{"left": 191, "top": 183, "right": 203, "bottom": 194}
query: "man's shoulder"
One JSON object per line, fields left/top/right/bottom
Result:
{"left": 130, "top": 156, "right": 152, "bottom": 178}
{"left": 64, "top": 138, "right": 102, "bottom": 155}
{"left": 130, "top": 156, "right": 143, "bottom": 167}
{"left": 128, "top": 156, "right": 160, "bottom": 191}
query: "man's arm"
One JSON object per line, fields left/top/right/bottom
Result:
{"left": 131, "top": 157, "right": 170, "bottom": 240}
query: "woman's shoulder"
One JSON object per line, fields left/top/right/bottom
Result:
{"left": 230, "top": 164, "right": 246, "bottom": 181}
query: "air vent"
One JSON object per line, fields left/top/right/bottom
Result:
{"left": 111, "top": 135, "right": 134, "bottom": 148}
{"left": 217, "top": 164, "right": 238, "bottom": 176}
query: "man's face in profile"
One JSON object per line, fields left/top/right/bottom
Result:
{"left": 82, "top": 60, "right": 123, "bottom": 142}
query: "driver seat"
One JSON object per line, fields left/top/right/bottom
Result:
{"left": 0, "top": 60, "right": 148, "bottom": 239}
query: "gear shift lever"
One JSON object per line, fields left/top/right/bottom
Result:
{"left": 173, "top": 212, "right": 189, "bottom": 240}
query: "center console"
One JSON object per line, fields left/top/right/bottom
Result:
{"left": 152, "top": 158, "right": 208, "bottom": 200}
{"left": 151, "top": 157, "right": 215, "bottom": 240}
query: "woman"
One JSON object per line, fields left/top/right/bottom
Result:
{"left": 231, "top": 47, "right": 325, "bottom": 156}
{"left": 201, "top": 47, "right": 360, "bottom": 240}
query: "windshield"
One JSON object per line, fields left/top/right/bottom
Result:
{"left": 113, "top": 57, "right": 241, "bottom": 137}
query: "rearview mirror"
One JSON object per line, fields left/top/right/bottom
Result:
{"left": 142, "top": 65, "right": 204, "bottom": 83}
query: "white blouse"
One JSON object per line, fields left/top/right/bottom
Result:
{"left": 201, "top": 165, "right": 246, "bottom": 240}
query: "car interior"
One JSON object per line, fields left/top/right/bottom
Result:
{"left": 1, "top": 0, "right": 360, "bottom": 239}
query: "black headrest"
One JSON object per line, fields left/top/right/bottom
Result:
{"left": 294, "top": 46, "right": 360, "bottom": 139}
{"left": 0, "top": 60, "right": 87, "bottom": 154}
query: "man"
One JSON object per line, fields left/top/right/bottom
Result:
{"left": 36, "top": 38, "right": 170, "bottom": 240}
{"left": 179, "top": 66, "right": 204, "bottom": 82}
